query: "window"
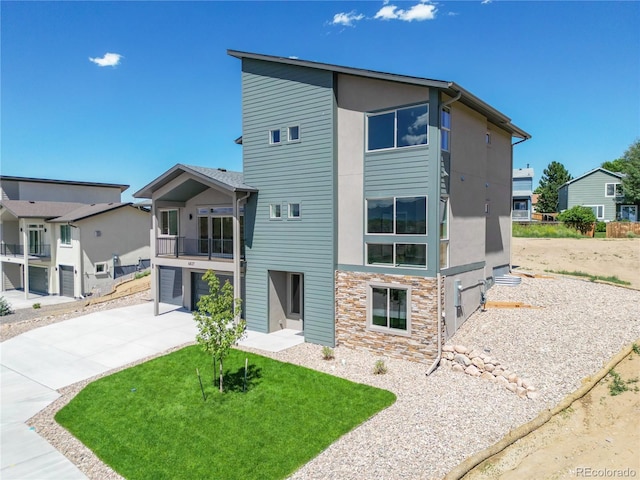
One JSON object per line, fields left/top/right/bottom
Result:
{"left": 440, "top": 197, "right": 449, "bottom": 269}
{"left": 288, "top": 203, "right": 301, "bottom": 219}
{"left": 269, "top": 129, "right": 281, "bottom": 145}
{"left": 605, "top": 183, "right": 623, "bottom": 197}
{"left": 270, "top": 203, "right": 282, "bottom": 219}
{"left": 441, "top": 107, "right": 451, "bottom": 152}
{"left": 160, "top": 210, "right": 178, "bottom": 235}
{"left": 95, "top": 262, "right": 109, "bottom": 275}
{"left": 367, "top": 197, "right": 427, "bottom": 235}
{"left": 586, "top": 205, "right": 605, "bottom": 220}
{"left": 619, "top": 205, "right": 638, "bottom": 222}
{"left": 288, "top": 126, "right": 300, "bottom": 141}
{"left": 367, "top": 243, "right": 427, "bottom": 268}
{"left": 367, "top": 104, "right": 428, "bottom": 151}
{"left": 513, "top": 200, "right": 528, "bottom": 210}
{"left": 486, "top": 132, "right": 492, "bottom": 145}
{"left": 60, "top": 225, "right": 72, "bottom": 246}
{"left": 370, "top": 285, "right": 409, "bottom": 332}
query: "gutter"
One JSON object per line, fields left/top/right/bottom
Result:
{"left": 442, "top": 89, "right": 462, "bottom": 108}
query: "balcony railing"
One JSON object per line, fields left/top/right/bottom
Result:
{"left": 512, "top": 210, "right": 530, "bottom": 220}
{"left": 156, "top": 237, "right": 239, "bottom": 260}
{"left": 0, "top": 243, "right": 51, "bottom": 258}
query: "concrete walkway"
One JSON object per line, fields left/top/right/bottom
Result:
{"left": 0, "top": 302, "right": 304, "bottom": 479}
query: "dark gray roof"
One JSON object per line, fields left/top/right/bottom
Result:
{"left": 0, "top": 200, "right": 85, "bottom": 219}
{"left": 0, "top": 200, "right": 137, "bottom": 223}
{"left": 0, "top": 175, "right": 129, "bottom": 192}
{"left": 49, "top": 203, "right": 132, "bottom": 223}
{"left": 134, "top": 163, "right": 257, "bottom": 199}
{"left": 228, "top": 49, "right": 531, "bottom": 140}
{"left": 560, "top": 167, "right": 624, "bottom": 188}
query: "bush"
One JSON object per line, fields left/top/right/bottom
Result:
{"left": 557, "top": 206, "right": 596, "bottom": 235}
{"left": 0, "top": 296, "right": 13, "bottom": 316}
{"left": 321, "top": 346, "right": 335, "bottom": 360}
{"left": 373, "top": 359, "right": 388, "bottom": 375}
{"left": 33, "top": 303, "right": 41, "bottom": 309}
{"left": 595, "top": 221, "right": 607, "bottom": 233}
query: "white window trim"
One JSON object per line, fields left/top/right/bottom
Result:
{"left": 367, "top": 282, "right": 412, "bottom": 336}
{"left": 366, "top": 103, "right": 429, "bottom": 153}
{"left": 95, "top": 262, "right": 109, "bottom": 275}
{"left": 585, "top": 204, "right": 605, "bottom": 220}
{"left": 287, "top": 202, "right": 301, "bottom": 219}
{"left": 287, "top": 125, "right": 300, "bottom": 142}
{"left": 365, "top": 242, "right": 427, "bottom": 269}
{"left": 366, "top": 196, "right": 428, "bottom": 236}
{"left": 269, "top": 128, "right": 281, "bottom": 145}
{"left": 159, "top": 209, "right": 179, "bottom": 237}
{"left": 269, "top": 203, "right": 282, "bottom": 220}
{"left": 605, "top": 182, "right": 622, "bottom": 197}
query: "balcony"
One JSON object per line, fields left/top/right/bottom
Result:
{"left": 512, "top": 210, "right": 530, "bottom": 221}
{"left": 1, "top": 243, "right": 52, "bottom": 258}
{"left": 156, "top": 237, "right": 242, "bottom": 261}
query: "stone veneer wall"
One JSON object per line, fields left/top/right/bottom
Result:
{"left": 335, "top": 270, "right": 443, "bottom": 363}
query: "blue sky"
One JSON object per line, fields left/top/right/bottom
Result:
{"left": 2, "top": 1, "right": 639, "bottom": 202}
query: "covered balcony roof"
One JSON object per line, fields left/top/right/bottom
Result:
{"left": 133, "top": 164, "right": 257, "bottom": 201}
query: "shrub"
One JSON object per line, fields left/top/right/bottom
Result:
{"left": 321, "top": 346, "right": 335, "bottom": 360}
{"left": 595, "top": 221, "right": 607, "bottom": 233}
{"left": 33, "top": 303, "right": 41, "bottom": 309}
{"left": 373, "top": 359, "right": 388, "bottom": 375}
{"left": 557, "top": 206, "right": 596, "bottom": 235}
{"left": 135, "top": 270, "right": 150, "bottom": 279}
{"left": 0, "top": 296, "right": 13, "bottom": 316}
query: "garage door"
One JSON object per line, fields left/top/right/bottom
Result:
{"left": 159, "top": 266, "right": 183, "bottom": 306}
{"left": 28, "top": 266, "right": 48, "bottom": 294}
{"left": 59, "top": 265, "right": 74, "bottom": 297}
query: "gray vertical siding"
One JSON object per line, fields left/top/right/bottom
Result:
{"left": 241, "top": 58, "right": 336, "bottom": 346}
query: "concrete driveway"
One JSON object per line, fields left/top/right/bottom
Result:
{"left": 1, "top": 289, "right": 77, "bottom": 311}
{"left": 0, "top": 302, "right": 198, "bottom": 479}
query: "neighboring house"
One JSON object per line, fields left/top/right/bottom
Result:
{"left": 512, "top": 167, "right": 534, "bottom": 221}
{"left": 135, "top": 51, "right": 530, "bottom": 364}
{"left": 0, "top": 176, "right": 150, "bottom": 299}
{"left": 558, "top": 168, "right": 637, "bottom": 222}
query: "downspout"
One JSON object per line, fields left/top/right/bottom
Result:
{"left": 233, "top": 191, "right": 250, "bottom": 319}
{"left": 426, "top": 273, "right": 443, "bottom": 376}
{"left": 425, "top": 88, "right": 462, "bottom": 376}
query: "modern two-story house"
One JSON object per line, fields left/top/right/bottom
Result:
{"left": 512, "top": 167, "right": 534, "bottom": 221}
{"left": 0, "top": 176, "right": 150, "bottom": 299}
{"left": 558, "top": 167, "right": 636, "bottom": 222}
{"left": 136, "top": 51, "right": 530, "bottom": 364}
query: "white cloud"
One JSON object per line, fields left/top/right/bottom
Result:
{"left": 481, "top": 0, "right": 492, "bottom": 4}
{"left": 89, "top": 52, "right": 123, "bottom": 67}
{"left": 374, "top": 0, "right": 437, "bottom": 21}
{"left": 332, "top": 11, "right": 365, "bottom": 26}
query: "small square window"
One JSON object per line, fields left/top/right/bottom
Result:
{"left": 288, "top": 126, "right": 300, "bottom": 141}
{"left": 270, "top": 204, "right": 282, "bottom": 219}
{"left": 95, "top": 262, "right": 109, "bottom": 275}
{"left": 288, "top": 203, "right": 301, "bottom": 218}
{"left": 269, "top": 129, "right": 281, "bottom": 144}
{"left": 486, "top": 132, "right": 492, "bottom": 145}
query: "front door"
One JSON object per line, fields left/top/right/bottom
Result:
{"left": 287, "top": 273, "right": 303, "bottom": 330}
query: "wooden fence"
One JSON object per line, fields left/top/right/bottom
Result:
{"left": 606, "top": 222, "right": 640, "bottom": 238}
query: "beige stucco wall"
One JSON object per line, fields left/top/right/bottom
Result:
{"left": 16, "top": 181, "right": 122, "bottom": 203}
{"left": 336, "top": 270, "right": 443, "bottom": 363}
{"left": 335, "top": 74, "right": 430, "bottom": 267}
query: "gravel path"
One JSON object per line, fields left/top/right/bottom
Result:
{"left": 21, "top": 275, "right": 640, "bottom": 480}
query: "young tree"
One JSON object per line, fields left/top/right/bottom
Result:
{"left": 557, "top": 205, "right": 596, "bottom": 235}
{"left": 536, "top": 161, "right": 572, "bottom": 213}
{"left": 193, "top": 270, "right": 245, "bottom": 393}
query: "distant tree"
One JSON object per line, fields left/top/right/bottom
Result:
{"left": 557, "top": 206, "right": 596, "bottom": 235}
{"left": 601, "top": 158, "right": 628, "bottom": 174}
{"left": 619, "top": 139, "right": 640, "bottom": 204}
{"left": 193, "top": 270, "right": 245, "bottom": 393}
{"left": 536, "top": 161, "right": 572, "bottom": 213}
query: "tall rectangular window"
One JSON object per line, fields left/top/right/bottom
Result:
{"left": 367, "top": 104, "right": 428, "bottom": 151}
{"left": 60, "top": 225, "right": 72, "bottom": 245}
{"left": 441, "top": 107, "right": 451, "bottom": 152}
{"left": 367, "top": 198, "right": 394, "bottom": 233}
{"left": 160, "top": 210, "right": 178, "bottom": 236}
{"left": 269, "top": 129, "right": 281, "bottom": 144}
{"left": 370, "top": 285, "right": 409, "bottom": 332}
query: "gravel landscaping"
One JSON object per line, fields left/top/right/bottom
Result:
{"left": 24, "top": 275, "right": 640, "bottom": 479}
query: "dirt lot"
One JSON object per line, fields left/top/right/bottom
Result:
{"left": 511, "top": 237, "right": 640, "bottom": 289}
{"left": 461, "top": 237, "right": 640, "bottom": 479}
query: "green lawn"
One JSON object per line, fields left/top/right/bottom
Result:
{"left": 56, "top": 346, "right": 396, "bottom": 480}
{"left": 512, "top": 222, "right": 587, "bottom": 238}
